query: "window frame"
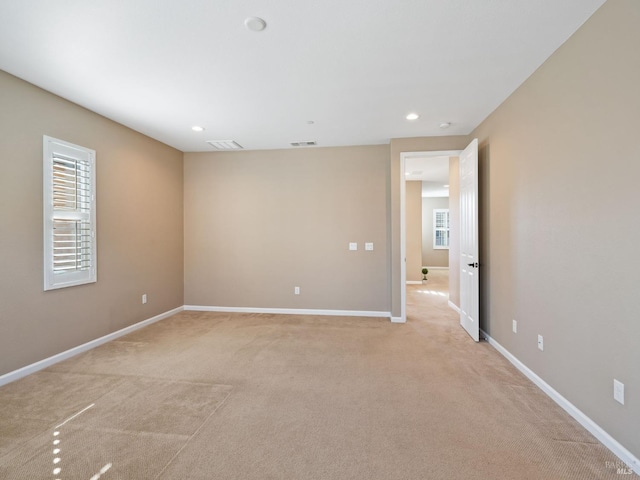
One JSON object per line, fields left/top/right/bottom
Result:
{"left": 43, "top": 136, "right": 97, "bottom": 290}
{"left": 433, "top": 208, "right": 450, "bottom": 250}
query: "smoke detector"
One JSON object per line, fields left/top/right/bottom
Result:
{"left": 245, "top": 17, "right": 267, "bottom": 32}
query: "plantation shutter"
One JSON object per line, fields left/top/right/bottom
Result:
{"left": 433, "top": 209, "right": 450, "bottom": 249}
{"left": 44, "top": 136, "right": 96, "bottom": 290}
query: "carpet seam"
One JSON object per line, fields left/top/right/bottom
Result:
{"left": 152, "top": 387, "right": 234, "bottom": 480}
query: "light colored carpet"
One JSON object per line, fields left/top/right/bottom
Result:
{"left": 0, "top": 270, "right": 634, "bottom": 479}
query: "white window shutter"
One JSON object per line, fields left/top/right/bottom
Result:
{"left": 433, "top": 208, "right": 450, "bottom": 249}
{"left": 44, "top": 136, "right": 96, "bottom": 290}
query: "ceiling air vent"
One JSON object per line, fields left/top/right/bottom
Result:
{"left": 290, "top": 141, "right": 317, "bottom": 147}
{"left": 206, "top": 140, "right": 243, "bottom": 150}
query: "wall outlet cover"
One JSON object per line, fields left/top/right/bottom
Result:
{"left": 614, "top": 379, "right": 625, "bottom": 405}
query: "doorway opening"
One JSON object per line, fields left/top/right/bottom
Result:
{"left": 399, "top": 139, "right": 479, "bottom": 342}
{"left": 400, "top": 150, "right": 460, "bottom": 324}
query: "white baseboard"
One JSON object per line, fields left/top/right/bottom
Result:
{"left": 0, "top": 306, "right": 184, "bottom": 388}
{"left": 424, "top": 266, "right": 449, "bottom": 270}
{"left": 184, "top": 305, "right": 391, "bottom": 319}
{"left": 406, "top": 281, "right": 422, "bottom": 285}
{"left": 481, "top": 329, "right": 640, "bottom": 476}
{"left": 448, "top": 300, "right": 460, "bottom": 314}
{"left": 390, "top": 316, "right": 405, "bottom": 324}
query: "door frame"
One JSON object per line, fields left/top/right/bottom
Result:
{"left": 399, "top": 150, "right": 462, "bottom": 323}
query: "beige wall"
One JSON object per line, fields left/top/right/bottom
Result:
{"left": 0, "top": 71, "right": 184, "bottom": 376}
{"left": 184, "top": 145, "right": 390, "bottom": 312}
{"left": 390, "top": 136, "right": 470, "bottom": 318}
{"left": 448, "top": 156, "right": 460, "bottom": 308}
{"left": 421, "top": 196, "right": 449, "bottom": 268}
{"left": 405, "top": 181, "right": 422, "bottom": 282}
{"left": 472, "top": 0, "right": 640, "bottom": 460}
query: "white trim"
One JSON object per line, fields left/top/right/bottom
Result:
{"left": 401, "top": 150, "right": 462, "bottom": 160}
{"left": 184, "top": 305, "right": 391, "bottom": 319}
{"left": 400, "top": 154, "right": 407, "bottom": 324}
{"left": 482, "top": 329, "right": 640, "bottom": 476}
{"left": 424, "top": 266, "right": 449, "bottom": 270}
{"left": 448, "top": 300, "right": 460, "bottom": 313}
{"left": 390, "top": 316, "right": 405, "bottom": 324}
{"left": 0, "top": 306, "right": 183, "bottom": 387}
{"left": 406, "top": 281, "right": 422, "bottom": 285}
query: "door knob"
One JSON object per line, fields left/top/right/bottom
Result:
{"left": 467, "top": 262, "right": 479, "bottom": 268}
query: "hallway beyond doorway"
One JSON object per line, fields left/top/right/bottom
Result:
{"left": 406, "top": 269, "right": 457, "bottom": 329}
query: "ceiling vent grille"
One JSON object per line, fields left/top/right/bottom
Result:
{"left": 290, "top": 141, "right": 317, "bottom": 147}
{"left": 206, "top": 140, "right": 243, "bottom": 150}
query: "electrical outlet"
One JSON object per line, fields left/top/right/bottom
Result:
{"left": 537, "top": 334, "right": 544, "bottom": 351}
{"left": 512, "top": 319, "right": 517, "bottom": 333}
{"left": 365, "top": 242, "right": 374, "bottom": 251}
{"left": 294, "top": 286, "right": 300, "bottom": 295}
{"left": 349, "top": 242, "right": 358, "bottom": 251}
{"left": 614, "top": 379, "right": 625, "bottom": 405}
{"left": 142, "top": 294, "right": 147, "bottom": 304}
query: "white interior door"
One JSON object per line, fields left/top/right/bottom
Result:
{"left": 459, "top": 139, "right": 479, "bottom": 341}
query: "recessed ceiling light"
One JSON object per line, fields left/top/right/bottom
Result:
{"left": 192, "top": 126, "right": 205, "bottom": 132}
{"left": 439, "top": 122, "right": 451, "bottom": 129}
{"left": 406, "top": 113, "right": 419, "bottom": 121}
{"left": 245, "top": 17, "right": 267, "bottom": 32}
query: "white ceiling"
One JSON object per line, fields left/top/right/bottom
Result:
{"left": 405, "top": 155, "right": 451, "bottom": 198}
{"left": 0, "top": 0, "right": 605, "bottom": 152}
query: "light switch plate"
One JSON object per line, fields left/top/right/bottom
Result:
{"left": 349, "top": 242, "right": 358, "bottom": 251}
{"left": 365, "top": 242, "right": 374, "bottom": 251}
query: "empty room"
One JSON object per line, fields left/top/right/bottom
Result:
{"left": 0, "top": 1, "right": 638, "bottom": 478}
